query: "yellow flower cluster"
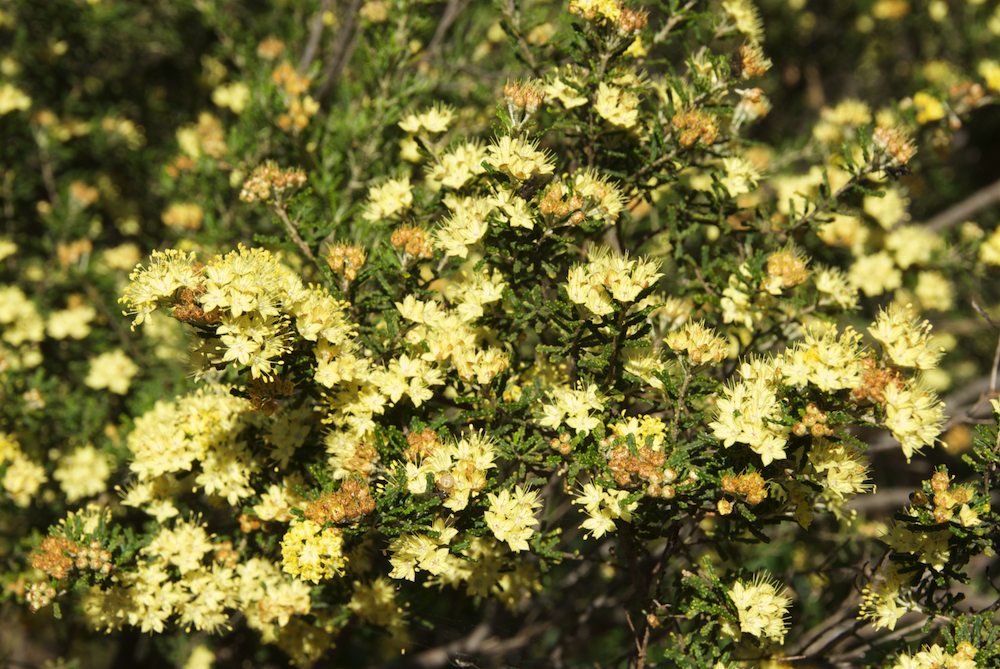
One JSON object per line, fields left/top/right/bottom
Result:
{"left": 573, "top": 170, "right": 625, "bottom": 224}
{"left": 434, "top": 195, "right": 494, "bottom": 258}
{"left": 363, "top": 176, "right": 413, "bottom": 222}
{"left": 572, "top": 482, "right": 637, "bottom": 538}
{"left": 425, "top": 141, "right": 488, "bottom": 190}
{"left": 484, "top": 485, "right": 542, "bottom": 552}
{"left": 566, "top": 247, "right": 662, "bottom": 318}
{"left": 404, "top": 432, "right": 496, "bottom": 511}
{"left": 665, "top": 321, "right": 728, "bottom": 364}
{"left": 83, "top": 536, "right": 312, "bottom": 641}
{"left": 609, "top": 414, "right": 667, "bottom": 451}
{"left": 807, "top": 440, "right": 872, "bottom": 509}
{"left": 46, "top": 301, "right": 96, "bottom": 340}
{"left": 710, "top": 359, "right": 789, "bottom": 466}
{"left": 53, "top": 444, "right": 113, "bottom": 502}
{"left": 539, "top": 383, "right": 604, "bottom": 434}
{"left": 595, "top": 82, "right": 639, "bottom": 129}
{"left": 859, "top": 564, "right": 911, "bottom": 630}
{"left": 883, "top": 381, "right": 945, "bottom": 461}
{"left": 395, "top": 274, "right": 509, "bottom": 385}
{"left": 887, "top": 642, "right": 977, "bottom": 669}
{"left": 780, "top": 323, "right": 865, "bottom": 392}
{"left": 1, "top": 432, "right": 46, "bottom": 507}
{"left": 485, "top": 135, "right": 554, "bottom": 181}
{"left": 398, "top": 103, "right": 454, "bottom": 134}
{"left": 388, "top": 517, "right": 459, "bottom": 581}
{"left": 869, "top": 302, "right": 943, "bottom": 370}
{"left": 727, "top": 573, "right": 791, "bottom": 643}
{"left": 85, "top": 349, "right": 139, "bottom": 394}
{"left": 721, "top": 0, "right": 764, "bottom": 42}
{"left": 280, "top": 520, "right": 348, "bottom": 583}
{"left": 123, "top": 245, "right": 359, "bottom": 383}
{"left": 0, "top": 285, "right": 45, "bottom": 369}
{"left": 125, "top": 385, "right": 254, "bottom": 512}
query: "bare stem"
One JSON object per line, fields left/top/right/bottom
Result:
{"left": 298, "top": 0, "right": 334, "bottom": 73}
{"left": 273, "top": 202, "right": 323, "bottom": 274}
{"left": 927, "top": 176, "right": 1000, "bottom": 232}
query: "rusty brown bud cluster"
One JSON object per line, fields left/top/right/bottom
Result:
{"left": 720, "top": 471, "right": 768, "bottom": 506}
{"left": 239, "top": 162, "right": 308, "bottom": 203}
{"left": 325, "top": 243, "right": 367, "bottom": 282}
{"left": 792, "top": 403, "right": 834, "bottom": 438}
{"left": 304, "top": 479, "right": 376, "bottom": 525}
{"left": 850, "top": 357, "right": 904, "bottom": 405}
{"left": 390, "top": 226, "right": 434, "bottom": 259}
{"left": 671, "top": 110, "right": 719, "bottom": 148}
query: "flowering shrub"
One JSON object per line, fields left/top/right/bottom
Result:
{"left": 2, "top": 1, "right": 1000, "bottom": 667}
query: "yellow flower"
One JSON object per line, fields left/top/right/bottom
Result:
{"left": 142, "top": 519, "right": 215, "bottom": 574}
{"left": 814, "top": 266, "right": 859, "bottom": 310}
{"left": 281, "top": 519, "right": 348, "bottom": 583}
{"left": 566, "top": 247, "right": 662, "bottom": 318}
{"left": 710, "top": 360, "right": 789, "bottom": 466}
{"left": 182, "top": 645, "right": 215, "bottom": 669}
{"left": 161, "top": 202, "right": 205, "bottom": 231}
{"left": 398, "top": 103, "right": 453, "bottom": 134}
{"left": 485, "top": 135, "right": 554, "bottom": 181}
{"left": 539, "top": 383, "right": 604, "bottom": 434}
{"left": 848, "top": 252, "right": 902, "bottom": 297}
{"left": 818, "top": 214, "right": 868, "bottom": 253}
{"left": 349, "top": 577, "right": 404, "bottom": 627}
{"left": 568, "top": 0, "right": 622, "bottom": 23}
{"left": 2, "top": 443, "right": 46, "bottom": 507}
{"left": 979, "top": 59, "right": 1000, "bottom": 92}
{"left": 119, "top": 248, "right": 202, "bottom": 328}
{"left": 722, "top": 0, "right": 764, "bottom": 42}
{"left": 720, "top": 156, "right": 760, "bottom": 197}
{"left": 46, "top": 303, "right": 96, "bottom": 340}
{"left": 727, "top": 573, "right": 791, "bottom": 643}
{"left": 594, "top": 82, "right": 639, "bottom": 129}
{"left": 53, "top": 444, "right": 114, "bottom": 502}
{"left": 665, "top": 321, "right": 728, "bottom": 365}
{"left": 484, "top": 485, "right": 542, "bottom": 552}
{"left": 85, "top": 349, "right": 139, "bottom": 394}
{"left": 425, "top": 141, "right": 488, "bottom": 190}
{"left": 869, "top": 303, "right": 943, "bottom": 370}
{"left": 211, "top": 82, "right": 250, "bottom": 113}
{"left": 913, "top": 90, "right": 945, "bottom": 124}
{"left": 978, "top": 226, "right": 1000, "bottom": 265}
{"left": 911, "top": 272, "right": 953, "bottom": 312}
{"left": 545, "top": 71, "right": 588, "bottom": 109}
{"left": 572, "top": 483, "right": 637, "bottom": 539}
{"left": 863, "top": 188, "right": 909, "bottom": 229}
{"left": 388, "top": 517, "right": 460, "bottom": 581}
{"left": 363, "top": 176, "right": 413, "bottom": 221}
{"left": 859, "top": 565, "right": 910, "bottom": 630}
{"left": 883, "top": 380, "right": 945, "bottom": 462}
{"left": 0, "top": 83, "right": 30, "bottom": 115}
{"left": 885, "top": 225, "right": 941, "bottom": 269}
{"left": 781, "top": 324, "right": 865, "bottom": 392}
{"left": 808, "top": 440, "right": 872, "bottom": 504}
{"left": 574, "top": 170, "right": 625, "bottom": 223}
{"left": 433, "top": 195, "right": 494, "bottom": 258}
{"left": 0, "top": 238, "right": 16, "bottom": 261}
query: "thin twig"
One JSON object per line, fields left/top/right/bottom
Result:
{"left": 927, "top": 176, "right": 1000, "bottom": 232}
{"left": 273, "top": 203, "right": 323, "bottom": 274}
{"left": 315, "top": 0, "right": 364, "bottom": 102}
{"left": 499, "top": 0, "right": 542, "bottom": 76}
{"left": 298, "top": 0, "right": 334, "bottom": 73}
{"left": 652, "top": 0, "right": 696, "bottom": 43}
{"left": 421, "top": 0, "right": 470, "bottom": 63}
